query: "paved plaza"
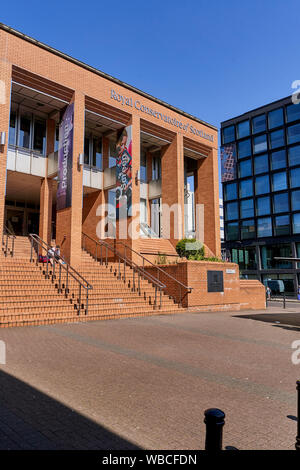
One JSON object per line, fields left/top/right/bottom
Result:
{"left": 0, "top": 304, "right": 300, "bottom": 450}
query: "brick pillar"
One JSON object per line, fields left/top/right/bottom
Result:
{"left": 39, "top": 119, "right": 55, "bottom": 244}
{"left": 128, "top": 115, "right": 140, "bottom": 258}
{"left": 0, "top": 59, "right": 12, "bottom": 238}
{"left": 56, "top": 91, "right": 84, "bottom": 267}
{"left": 195, "top": 147, "right": 220, "bottom": 257}
{"left": 161, "top": 133, "right": 185, "bottom": 246}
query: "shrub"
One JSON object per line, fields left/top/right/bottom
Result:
{"left": 176, "top": 239, "right": 204, "bottom": 259}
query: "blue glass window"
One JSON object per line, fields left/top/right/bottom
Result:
{"left": 256, "top": 196, "right": 270, "bottom": 216}
{"left": 274, "top": 215, "right": 290, "bottom": 236}
{"left": 257, "top": 217, "right": 272, "bottom": 237}
{"left": 289, "top": 145, "right": 300, "bottom": 166}
{"left": 286, "top": 103, "right": 300, "bottom": 123}
{"left": 270, "top": 150, "right": 286, "bottom": 170}
{"left": 290, "top": 168, "right": 300, "bottom": 188}
{"left": 238, "top": 139, "right": 251, "bottom": 159}
{"left": 226, "top": 202, "right": 239, "bottom": 221}
{"left": 273, "top": 192, "right": 289, "bottom": 213}
{"left": 237, "top": 120, "right": 250, "bottom": 139}
{"left": 223, "top": 125, "right": 235, "bottom": 144}
{"left": 240, "top": 199, "right": 254, "bottom": 219}
{"left": 239, "top": 179, "right": 253, "bottom": 198}
{"left": 252, "top": 114, "right": 266, "bottom": 134}
{"left": 272, "top": 171, "right": 287, "bottom": 192}
{"left": 293, "top": 213, "right": 300, "bottom": 234}
{"left": 254, "top": 154, "right": 268, "bottom": 174}
{"left": 255, "top": 175, "right": 270, "bottom": 195}
{"left": 287, "top": 124, "right": 300, "bottom": 145}
{"left": 241, "top": 219, "right": 256, "bottom": 240}
{"left": 270, "top": 129, "right": 285, "bottom": 149}
{"left": 239, "top": 159, "right": 252, "bottom": 178}
{"left": 291, "top": 190, "right": 300, "bottom": 211}
{"left": 226, "top": 222, "right": 239, "bottom": 240}
{"left": 268, "top": 108, "right": 284, "bottom": 129}
{"left": 253, "top": 134, "right": 267, "bottom": 154}
{"left": 224, "top": 182, "right": 237, "bottom": 201}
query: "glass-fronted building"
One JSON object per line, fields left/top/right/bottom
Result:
{"left": 221, "top": 96, "right": 300, "bottom": 294}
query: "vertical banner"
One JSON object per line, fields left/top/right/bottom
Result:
{"left": 221, "top": 143, "right": 237, "bottom": 182}
{"left": 57, "top": 103, "right": 74, "bottom": 211}
{"left": 116, "top": 126, "right": 132, "bottom": 219}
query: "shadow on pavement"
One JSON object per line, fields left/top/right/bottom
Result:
{"left": 233, "top": 312, "right": 300, "bottom": 331}
{"left": 0, "top": 369, "right": 140, "bottom": 450}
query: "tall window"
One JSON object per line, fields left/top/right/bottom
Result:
{"left": 252, "top": 114, "right": 266, "bottom": 134}
{"left": 33, "top": 119, "right": 46, "bottom": 154}
{"left": 222, "top": 125, "right": 235, "bottom": 144}
{"left": 19, "top": 112, "right": 31, "bottom": 149}
{"left": 109, "top": 140, "right": 117, "bottom": 168}
{"left": 152, "top": 153, "right": 161, "bottom": 180}
{"left": 140, "top": 149, "right": 147, "bottom": 182}
{"left": 9, "top": 111, "right": 16, "bottom": 145}
{"left": 268, "top": 108, "right": 283, "bottom": 129}
{"left": 286, "top": 103, "right": 300, "bottom": 123}
{"left": 92, "top": 137, "right": 102, "bottom": 168}
{"left": 8, "top": 108, "right": 47, "bottom": 155}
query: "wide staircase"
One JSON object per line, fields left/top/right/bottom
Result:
{"left": 0, "top": 233, "right": 186, "bottom": 328}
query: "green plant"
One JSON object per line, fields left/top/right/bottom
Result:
{"left": 176, "top": 238, "right": 204, "bottom": 259}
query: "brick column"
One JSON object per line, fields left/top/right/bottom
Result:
{"left": 128, "top": 115, "right": 140, "bottom": 256}
{"left": 195, "top": 147, "right": 221, "bottom": 257}
{"left": 0, "top": 59, "right": 12, "bottom": 238}
{"left": 161, "top": 133, "right": 185, "bottom": 246}
{"left": 39, "top": 119, "right": 55, "bottom": 244}
{"left": 56, "top": 91, "right": 84, "bottom": 267}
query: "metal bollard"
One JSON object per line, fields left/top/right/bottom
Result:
{"left": 283, "top": 292, "right": 286, "bottom": 309}
{"left": 296, "top": 380, "right": 300, "bottom": 451}
{"left": 204, "top": 408, "right": 225, "bottom": 451}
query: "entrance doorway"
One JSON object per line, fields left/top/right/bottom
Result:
{"left": 6, "top": 209, "right": 24, "bottom": 235}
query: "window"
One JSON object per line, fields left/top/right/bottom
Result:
{"left": 291, "top": 190, "right": 300, "bottom": 211}
{"left": 273, "top": 192, "right": 289, "bottom": 213}
{"left": 257, "top": 217, "right": 272, "bottom": 237}
{"left": 255, "top": 175, "right": 270, "bottom": 195}
{"left": 239, "top": 178, "right": 253, "bottom": 198}
{"left": 19, "top": 112, "right": 31, "bottom": 148}
{"left": 254, "top": 154, "right": 268, "bottom": 174}
{"left": 241, "top": 219, "right": 256, "bottom": 240}
{"left": 287, "top": 124, "right": 300, "bottom": 145}
{"left": 268, "top": 108, "right": 284, "bottom": 129}
{"left": 261, "top": 244, "right": 292, "bottom": 269}
{"left": 226, "top": 222, "right": 239, "bottom": 241}
{"left": 239, "top": 159, "right": 252, "bottom": 178}
{"left": 140, "top": 150, "right": 147, "bottom": 182}
{"left": 237, "top": 120, "right": 250, "bottom": 139}
{"left": 224, "top": 182, "right": 237, "bottom": 201}
{"left": 270, "top": 150, "right": 286, "bottom": 170}
{"left": 231, "top": 247, "right": 257, "bottom": 270}
{"left": 223, "top": 125, "right": 235, "bottom": 144}
{"left": 253, "top": 134, "right": 267, "bottom": 154}
{"left": 270, "top": 129, "right": 285, "bottom": 149}
{"left": 290, "top": 168, "right": 300, "bottom": 188}
{"left": 9, "top": 111, "right": 16, "bottom": 145}
{"left": 84, "top": 137, "right": 90, "bottom": 165}
{"left": 272, "top": 171, "right": 287, "bottom": 192}
{"left": 289, "top": 145, "right": 300, "bottom": 166}
{"left": 33, "top": 119, "right": 46, "bottom": 154}
{"left": 54, "top": 126, "right": 59, "bottom": 152}
{"left": 252, "top": 114, "right": 266, "bottom": 134}
{"left": 92, "top": 137, "right": 102, "bottom": 168}
{"left": 286, "top": 103, "right": 300, "bottom": 123}
{"left": 109, "top": 140, "right": 117, "bottom": 168}
{"left": 152, "top": 153, "right": 161, "bottom": 180}
{"left": 240, "top": 199, "right": 254, "bottom": 219}
{"left": 256, "top": 196, "right": 270, "bottom": 216}
{"left": 293, "top": 213, "right": 300, "bottom": 234}
{"left": 238, "top": 139, "right": 251, "bottom": 159}
{"left": 226, "top": 202, "right": 238, "bottom": 221}
{"left": 274, "top": 215, "right": 290, "bottom": 236}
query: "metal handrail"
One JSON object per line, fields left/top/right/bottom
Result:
{"left": 2, "top": 225, "right": 16, "bottom": 257}
{"left": 116, "top": 240, "right": 193, "bottom": 306}
{"left": 29, "top": 234, "right": 92, "bottom": 315}
{"left": 82, "top": 232, "right": 166, "bottom": 309}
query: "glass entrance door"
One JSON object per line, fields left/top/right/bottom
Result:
{"left": 151, "top": 198, "right": 161, "bottom": 237}
{"left": 6, "top": 209, "right": 24, "bottom": 235}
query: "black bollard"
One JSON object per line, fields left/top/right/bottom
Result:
{"left": 204, "top": 408, "right": 225, "bottom": 451}
{"left": 296, "top": 381, "right": 300, "bottom": 451}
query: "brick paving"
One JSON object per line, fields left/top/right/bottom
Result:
{"left": 0, "top": 305, "right": 299, "bottom": 450}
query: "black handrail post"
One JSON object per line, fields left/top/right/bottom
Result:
{"left": 86, "top": 287, "right": 89, "bottom": 315}
{"left": 133, "top": 267, "right": 135, "bottom": 291}
{"left": 138, "top": 270, "right": 141, "bottom": 295}
{"left": 101, "top": 244, "right": 102, "bottom": 265}
{"left": 65, "top": 264, "right": 69, "bottom": 297}
{"left": 160, "top": 288, "right": 162, "bottom": 309}
{"left": 204, "top": 408, "right": 225, "bottom": 451}
{"left": 283, "top": 292, "right": 286, "bottom": 309}
{"left": 30, "top": 237, "right": 33, "bottom": 262}
{"left": 78, "top": 284, "right": 82, "bottom": 314}
{"left": 46, "top": 257, "right": 49, "bottom": 279}
{"left": 59, "top": 263, "right": 62, "bottom": 293}
{"left": 154, "top": 286, "right": 157, "bottom": 307}
{"left": 296, "top": 380, "right": 300, "bottom": 451}
{"left": 5, "top": 234, "right": 8, "bottom": 257}
{"left": 52, "top": 258, "right": 56, "bottom": 283}
{"left": 118, "top": 256, "right": 121, "bottom": 280}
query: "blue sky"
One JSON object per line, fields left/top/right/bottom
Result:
{"left": 1, "top": 0, "right": 299, "bottom": 166}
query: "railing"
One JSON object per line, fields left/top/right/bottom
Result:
{"left": 2, "top": 225, "right": 16, "bottom": 257}
{"left": 82, "top": 233, "right": 192, "bottom": 307}
{"left": 82, "top": 233, "right": 166, "bottom": 309}
{"left": 115, "top": 240, "right": 193, "bottom": 306}
{"left": 29, "top": 234, "right": 92, "bottom": 315}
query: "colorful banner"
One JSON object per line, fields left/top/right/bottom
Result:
{"left": 57, "top": 103, "right": 74, "bottom": 211}
{"left": 221, "top": 143, "right": 237, "bottom": 182}
{"left": 116, "top": 126, "right": 132, "bottom": 219}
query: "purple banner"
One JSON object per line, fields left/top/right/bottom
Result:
{"left": 116, "top": 126, "right": 132, "bottom": 219}
{"left": 57, "top": 103, "right": 74, "bottom": 211}
{"left": 221, "top": 143, "right": 237, "bottom": 182}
